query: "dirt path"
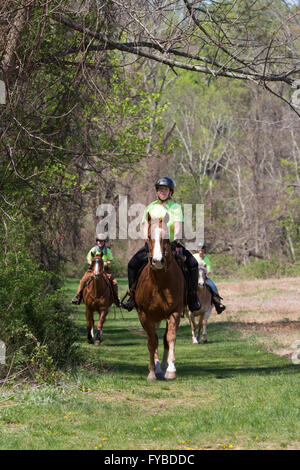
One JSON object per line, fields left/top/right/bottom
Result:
{"left": 208, "top": 277, "right": 300, "bottom": 359}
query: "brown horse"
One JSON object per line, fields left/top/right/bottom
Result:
{"left": 186, "top": 260, "right": 213, "bottom": 344}
{"left": 82, "top": 254, "right": 113, "bottom": 345}
{"left": 135, "top": 214, "right": 185, "bottom": 380}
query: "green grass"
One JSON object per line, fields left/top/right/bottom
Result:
{"left": 0, "top": 277, "right": 300, "bottom": 450}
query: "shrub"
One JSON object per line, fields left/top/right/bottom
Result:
{"left": 0, "top": 252, "right": 80, "bottom": 381}
{"left": 238, "top": 258, "right": 300, "bottom": 279}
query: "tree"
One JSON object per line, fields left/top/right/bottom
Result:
{"left": 45, "top": 1, "right": 300, "bottom": 114}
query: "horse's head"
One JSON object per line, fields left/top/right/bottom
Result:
{"left": 91, "top": 254, "right": 104, "bottom": 279}
{"left": 147, "top": 213, "right": 171, "bottom": 271}
{"left": 198, "top": 261, "right": 207, "bottom": 287}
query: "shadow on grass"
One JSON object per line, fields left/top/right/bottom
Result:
{"left": 75, "top": 319, "right": 299, "bottom": 381}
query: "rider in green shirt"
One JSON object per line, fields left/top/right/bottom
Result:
{"left": 86, "top": 245, "right": 114, "bottom": 264}
{"left": 193, "top": 242, "right": 226, "bottom": 314}
{"left": 122, "top": 177, "right": 201, "bottom": 313}
{"left": 141, "top": 199, "right": 184, "bottom": 242}
{"left": 71, "top": 234, "right": 121, "bottom": 307}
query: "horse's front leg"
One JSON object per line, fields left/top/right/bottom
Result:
{"left": 95, "top": 309, "right": 107, "bottom": 346}
{"left": 198, "top": 313, "right": 204, "bottom": 344}
{"left": 139, "top": 313, "right": 159, "bottom": 381}
{"left": 188, "top": 311, "right": 198, "bottom": 344}
{"left": 86, "top": 307, "right": 94, "bottom": 344}
{"left": 162, "top": 313, "right": 180, "bottom": 380}
{"left": 200, "top": 310, "right": 211, "bottom": 344}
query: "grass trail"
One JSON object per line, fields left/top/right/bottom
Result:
{"left": 0, "top": 277, "right": 300, "bottom": 450}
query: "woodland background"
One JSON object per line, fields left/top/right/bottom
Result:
{"left": 0, "top": 0, "right": 300, "bottom": 375}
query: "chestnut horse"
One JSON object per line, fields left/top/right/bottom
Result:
{"left": 186, "top": 261, "right": 213, "bottom": 344}
{"left": 82, "top": 254, "right": 113, "bottom": 345}
{"left": 135, "top": 214, "right": 185, "bottom": 380}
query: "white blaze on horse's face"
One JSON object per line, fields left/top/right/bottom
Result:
{"left": 152, "top": 226, "right": 164, "bottom": 269}
{"left": 198, "top": 265, "right": 207, "bottom": 286}
{"left": 93, "top": 258, "right": 102, "bottom": 278}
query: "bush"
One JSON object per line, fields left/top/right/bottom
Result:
{"left": 206, "top": 252, "right": 300, "bottom": 280}
{"left": 0, "top": 252, "right": 80, "bottom": 381}
{"left": 208, "top": 252, "right": 240, "bottom": 278}
{"left": 238, "top": 258, "right": 300, "bottom": 279}
{"left": 109, "top": 257, "right": 127, "bottom": 277}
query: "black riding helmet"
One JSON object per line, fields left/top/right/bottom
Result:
{"left": 155, "top": 177, "right": 175, "bottom": 195}
{"left": 198, "top": 242, "right": 207, "bottom": 249}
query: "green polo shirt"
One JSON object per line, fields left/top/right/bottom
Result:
{"left": 142, "top": 199, "right": 183, "bottom": 242}
{"left": 87, "top": 246, "right": 114, "bottom": 263}
{"left": 193, "top": 254, "right": 211, "bottom": 274}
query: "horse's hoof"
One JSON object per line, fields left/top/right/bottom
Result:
{"left": 88, "top": 339, "right": 94, "bottom": 345}
{"left": 147, "top": 372, "right": 157, "bottom": 381}
{"left": 164, "top": 371, "right": 176, "bottom": 380}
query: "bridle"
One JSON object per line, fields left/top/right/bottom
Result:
{"left": 198, "top": 264, "right": 207, "bottom": 286}
{"left": 86, "top": 256, "right": 111, "bottom": 298}
{"left": 146, "top": 226, "right": 172, "bottom": 272}
{"left": 90, "top": 257, "right": 104, "bottom": 279}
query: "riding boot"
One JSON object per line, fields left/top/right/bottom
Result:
{"left": 122, "top": 246, "right": 148, "bottom": 311}
{"left": 188, "top": 265, "right": 201, "bottom": 312}
{"left": 212, "top": 294, "right": 226, "bottom": 314}
{"left": 71, "top": 270, "right": 92, "bottom": 305}
{"left": 122, "top": 265, "right": 138, "bottom": 311}
{"left": 111, "top": 278, "right": 121, "bottom": 307}
{"left": 71, "top": 291, "right": 82, "bottom": 305}
{"left": 121, "top": 287, "right": 137, "bottom": 311}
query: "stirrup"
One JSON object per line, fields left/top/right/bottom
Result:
{"left": 121, "top": 291, "right": 136, "bottom": 311}
{"left": 122, "top": 297, "right": 136, "bottom": 311}
{"left": 215, "top": 303, "right": 226, "bottom": 315}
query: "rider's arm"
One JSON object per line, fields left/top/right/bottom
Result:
{"left": 86, "top": 248, "right": 94, "bottom": 265}
{"left": 143, "top": 221, "right": 148, "bottom": 242}
{"left": 104, "top": 248, "right": 114, "bottom": 267}
{"left": 174, "top": 221, "right": 183, "bottom": 242}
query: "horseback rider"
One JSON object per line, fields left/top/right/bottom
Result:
{"left": 122, "top": 177, "right": 201, "bottom": 312}
{"left": 194, "top": 242, "right": 226, "bottom": 314}
{"left": 71, "top": 234, "right": 121, "bottom": 307}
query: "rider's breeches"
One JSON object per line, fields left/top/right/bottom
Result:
{"left": 127, "top": 244, "right": 148, "bottom": 289}
{"left": 76, "top": 269, "right": 93, "bottom": 295}
{"left": 181, "top": 247, "right": 199, "bottom": 292}
{"left": 206, "top": 278, "right": 218, "bottom": 295}
{"left": 106, "top": 273, "right": 119, "bottom": 297}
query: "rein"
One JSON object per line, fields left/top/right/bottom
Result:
{"left": 85, "top": 259, "right": 111, "bottom": 300}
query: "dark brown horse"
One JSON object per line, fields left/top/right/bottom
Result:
{"left": 82, "top": 254, "right": 113, "bottom": 345}
{"left": 135, "top": 214, "right": 185, "bottom": 380}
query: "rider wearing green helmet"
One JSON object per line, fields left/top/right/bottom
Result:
{"left": 122, "top": 177, "right": 201, "bottom": 312}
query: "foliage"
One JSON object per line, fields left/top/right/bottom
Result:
{"left": 1, "top": 278, "right": 300, "bottom": 450}
{"left": 238, "top": 258, "right": 300, "bottom": 280}
{"left": 0, "top": 233, "right": 80, "bottom": 380}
